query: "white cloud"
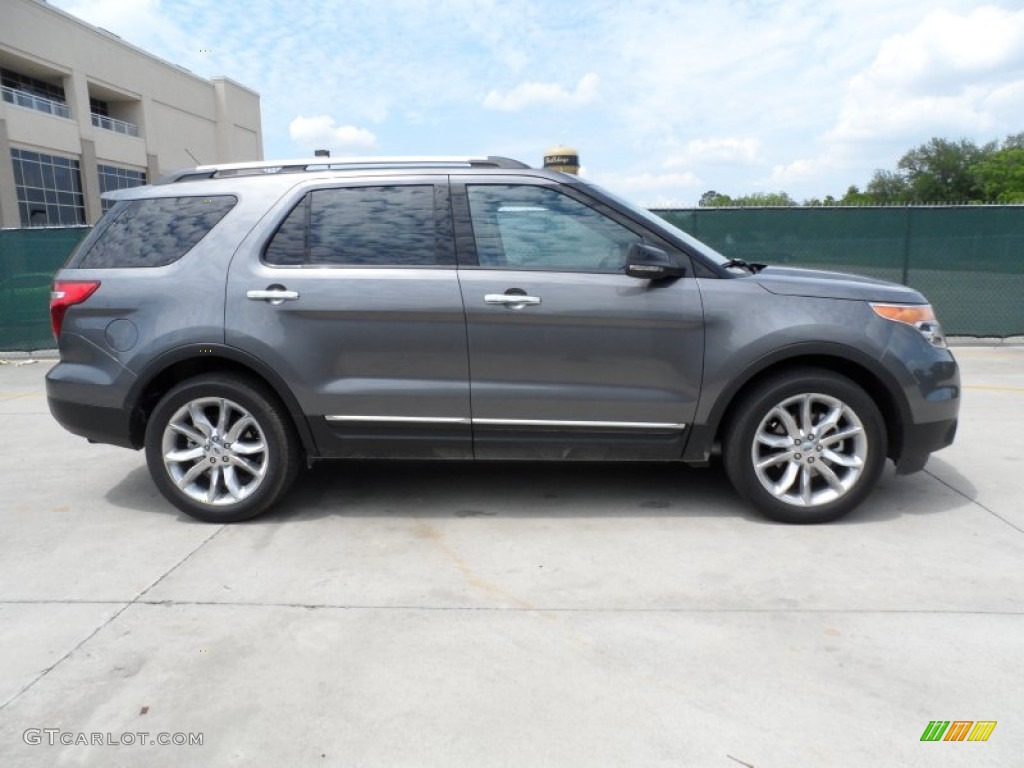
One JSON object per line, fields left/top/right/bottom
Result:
{"left": 770, "top": 157, "right": 827, "bottom": 184}
{"left": 483, "top": 73, "right": 599, "bottom": 111}
{"left": 595, "top": 170, "right": 702, "bottom": 192}
{"left": 48, "top": 0, "right": 1024, "bottom": 203}
{"left": 831, "top": 6, "right": 1024, "bottom": 142}
{"left": 621, "top": 171, "right": 701, "bottom": 190}
{"left": 666, "top": 137, "right": 760, "bottom": 166}
{"left": 288, "top": 115, "right": 377, "bottom": 151}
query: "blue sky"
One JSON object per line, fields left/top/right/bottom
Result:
{"left": 51, "top": 0, "right": 1024, "bottom": 205}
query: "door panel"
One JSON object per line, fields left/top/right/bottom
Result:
{"left": 456, "top": 182, "right": 704, "bottom": 460}
{"left": 225, "top": 180, "right": 471, "bottom": 458}
{"left": 459, "top": 270, "right": 703, "bottom": 459}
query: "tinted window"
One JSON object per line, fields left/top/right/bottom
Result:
{"left": 264, "top": 196, "right": 307, "bottom": 266}
{"left": 264, "top": 185, "right": 437, "bottom": 266}
{"left": 467, "top": 185, "right": 639, "bottom": 272}
{"left": 75, "top": 196, "right": 236, "bottom": 268}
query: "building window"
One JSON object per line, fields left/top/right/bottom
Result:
{"left": 89, "top": 97, "right": 110, "bottom": 117}
{"left": 1, "top": 68, "right": 70, "bottom": 119}
{"left": 98, "top": 164, "right": 147, "bottom": 213}
{"left": 11, "top": 148, "right": 85, "bottom": 227}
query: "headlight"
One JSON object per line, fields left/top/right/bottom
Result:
{"left": 870, "top": 303, "right": 947, "bottom": 348}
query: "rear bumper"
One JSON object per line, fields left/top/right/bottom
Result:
{"left": 47, "top": 394, "right": 136, "bottom": 449}
{"left": 46, "top": 353, "right": 139, "bottom": 449}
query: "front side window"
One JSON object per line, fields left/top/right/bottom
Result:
{"left": 467, "top": 184, "right": 640, "bottom": 272}
{"left": 264, "top": 185, "right": 437, "bottom": 266}
{"left": 73, "top": 196, "right": 236, "bottom": 268}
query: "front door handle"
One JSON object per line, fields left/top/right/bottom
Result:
{"left": 247, "top": 287, "right": 299, "bottom": 304}
{"left": 484, "top": 293, "right": 541, "bottom": 307}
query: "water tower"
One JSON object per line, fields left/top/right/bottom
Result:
{"left": 543, "top": 145, "right": 580, "bottom": 175}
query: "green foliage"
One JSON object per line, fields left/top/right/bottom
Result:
{"left": 972, "top": 135, "right": 1024, "bottom": 203}
{"left": 702, "top": 133, "right": 1024, "bottom": 206}
{"left": 896, "top": 137, "right": 987, "bottom": 202}
{"left": 698, "top": 190, "right": 732, "bottom": 207}
{"left": 866, "top": 170, "right": 911, "bottom": 204}
{"left": 698, "top": 190, "right": 796, "bottom": 207}
{"left": 838, "top": 185, "right": 874, "bottom": 205}
{"left": 851, "top": 134, "right": 1023, "bottom": 204}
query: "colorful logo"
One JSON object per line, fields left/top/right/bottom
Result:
{"left": 921, "top": 721, "right": 997, "bottom": 742}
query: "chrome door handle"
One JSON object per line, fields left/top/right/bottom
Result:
{"left": 247, "top": 289, "right": 299, "bottom": 302}
{"left": 484, "top": 294, "right": 541, "bottom": 306}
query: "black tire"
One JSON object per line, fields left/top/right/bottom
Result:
{"left": 144, "top": 374, "right": 301, "bottom": 522}
{"left": 723, "top": 368, "right": 887, "bottom": 524}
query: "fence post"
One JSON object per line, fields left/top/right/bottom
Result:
{"left": 901, "top": 207, "right": 912, "bottom": 286}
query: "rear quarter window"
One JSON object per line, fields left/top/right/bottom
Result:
{"left": 70, "top": 196, "right": 236, "bottom": 268}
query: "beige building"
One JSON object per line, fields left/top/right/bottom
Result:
{"left": 0, "top": 0, "right": 262, "bottom": 228}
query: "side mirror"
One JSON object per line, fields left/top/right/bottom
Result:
{"left": 625, "top": 243, "right": 685, "bottom": 280}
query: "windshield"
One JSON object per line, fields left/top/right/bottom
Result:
{"left": 585, "top": 183, "right": 733, "bottom": 266}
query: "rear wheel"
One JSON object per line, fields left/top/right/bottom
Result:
{"left": 723, "top": 369, "right": 887, "bottom": 523}
{"left": 144, "top": 374, "right": 301, "bottom": 522}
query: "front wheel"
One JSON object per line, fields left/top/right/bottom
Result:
{"left": 723, "top": 369, "right": 887, "bottom": 524}
{"left": 144, "top": 374, "right": 301, "bottom": 523}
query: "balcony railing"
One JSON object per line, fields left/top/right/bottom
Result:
{"left": 1, "top": 85, "right": 71, "bottom": 119}
{"left": 91, "top": 112, "right": 140, "bottom": 137}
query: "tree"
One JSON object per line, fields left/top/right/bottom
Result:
{"left": 896, "top": 137, "right": 989, "bottom": 202}
{"left": 699, "top": 190, "right": 732, "bottom": 207}
{"left": 971, "top": 134, "right": 1024, "bottom": 203}
{"left": 865, "top": 170, "right": 911, "bottom": 204}
{"left": 732, "top": 191, "right": 797, "bottom": 207}
{"left": 805, "top": 195, "right": 838, "bottom": 206}
{"left": 839, "top": 185, "right": 873, "bottom": 205}
{"left": 698, "top": 190, "right": 797, "bottom": 207}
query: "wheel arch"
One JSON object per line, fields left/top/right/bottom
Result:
{"left": 684, "top": 343, "right": 910, "bottom": 465}
{"left": 125, "top": 344, "right": 318, "bottom": 458}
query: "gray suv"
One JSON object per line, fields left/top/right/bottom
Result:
{"left": 46, "top": 156, "right": 960, "bottom": 524}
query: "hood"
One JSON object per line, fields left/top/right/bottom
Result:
{"left": 752, "top": 265, "right": 927, "bottom": 303}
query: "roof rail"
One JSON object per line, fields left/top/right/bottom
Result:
{"left": 156, "top": 155, "right": 530, "bottom": 184}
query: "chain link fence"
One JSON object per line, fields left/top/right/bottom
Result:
{"left": 655, "top": 206, "right": 1024, "bottom": 337}
{"left": 1, "top": 207, "right": 1022, "bottom": 350}
{"left": 0, "top": 227, "right": 90, "bottom": 351}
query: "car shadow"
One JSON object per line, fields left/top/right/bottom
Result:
{"left": 105, "top": 457, "right": 973, "bottom": 526}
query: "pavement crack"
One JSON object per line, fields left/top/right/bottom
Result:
{"left": 924, "top": 468, "right": 1024, "bottom": 534}
{"left": 0, "top": 524, "right": 227, "bottom": 711}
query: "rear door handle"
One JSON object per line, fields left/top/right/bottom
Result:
{"left": 484, "top": 294, "right": 541, "bottom": 307}
{"left": 247, "top": 288, "right": 299, "bottom": 303}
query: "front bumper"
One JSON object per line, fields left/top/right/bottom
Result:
{"left": 894, "top": 417, "right": 958, "bottom": 474}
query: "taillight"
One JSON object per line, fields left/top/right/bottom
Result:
{"left": 50, "top": 280, "right": 100, "bottom": 340}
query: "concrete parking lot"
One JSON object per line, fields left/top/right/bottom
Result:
{"left": 0, "top": 346, "right": 1022, "bottom": 767}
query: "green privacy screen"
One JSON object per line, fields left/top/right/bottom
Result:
{"left": 0, "top": 227, "right": 90, "bottom": 351}
{"left": 1, "top": 207, "right": 1022, "bottom": 351}
{"left": 656, "top": 206, "right": 1024, "bottom": 337}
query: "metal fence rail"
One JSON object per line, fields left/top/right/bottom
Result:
{"left": 1, "top": 207, "right": 1022, "bottom": 351}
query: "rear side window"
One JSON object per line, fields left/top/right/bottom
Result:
{"left": 264, "top": 185, "right": 438, "bottom": 266}
{"left": 72, "top": 196, "right": 236, "bottom": 268}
